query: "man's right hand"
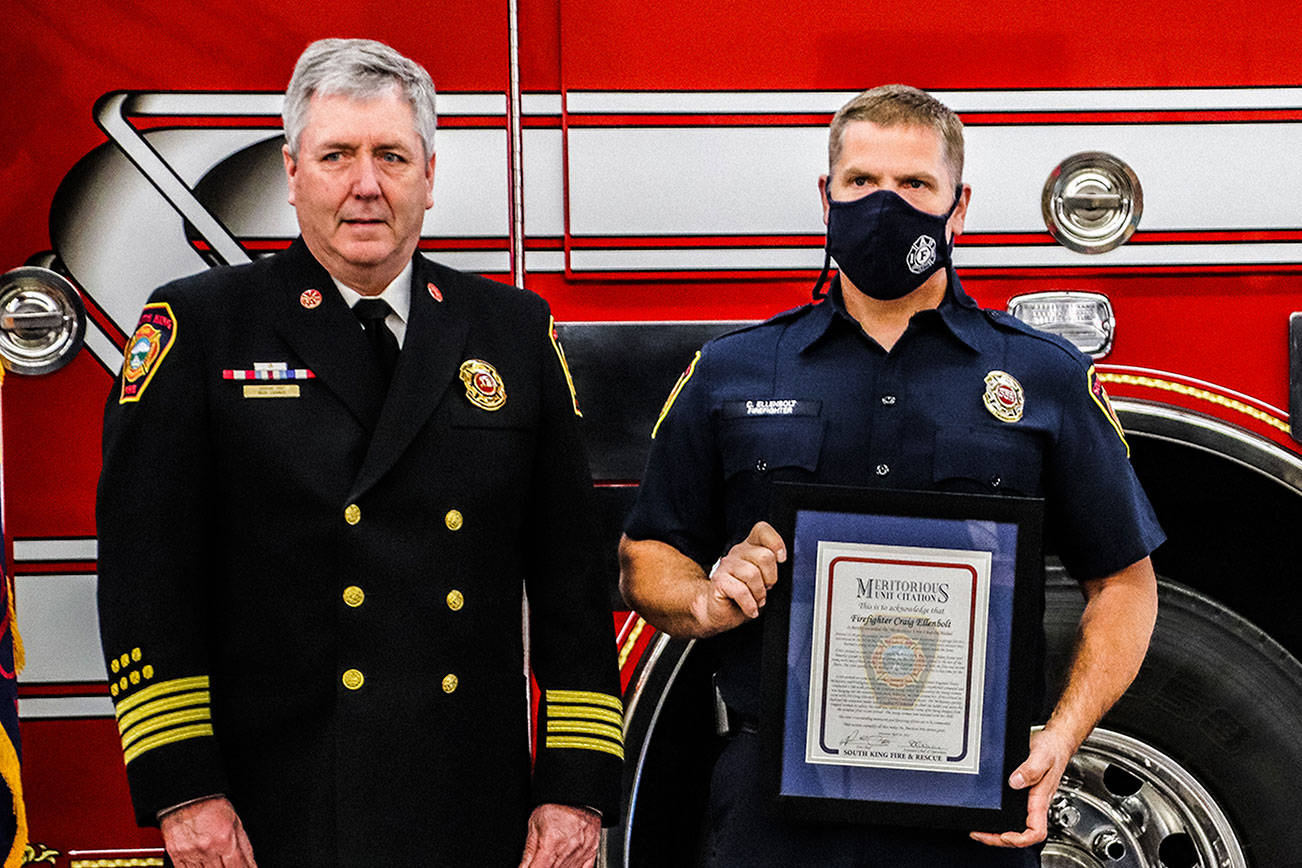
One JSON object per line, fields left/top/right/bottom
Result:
{"left": 159, "top": 796, "right": 257, "bottom": 868}
{"left": 689, "top": 520, "right": 787, "bottom": 632}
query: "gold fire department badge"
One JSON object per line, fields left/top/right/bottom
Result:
{"left": 459, "top": 359, "right": 506, "bottom": 411}
{"left": 982, "top": 370, "right": 1024, "bottom": 423}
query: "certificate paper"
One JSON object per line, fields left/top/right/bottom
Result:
{"left": 806, "top": 541, "right": 991, "bottom": 774}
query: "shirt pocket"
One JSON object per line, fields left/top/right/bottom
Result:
{"left": 720, "top": 415, "right": 825, "bottom": 480}
{"left": 932, "top": 426, "right": 1044, "bottom": 495}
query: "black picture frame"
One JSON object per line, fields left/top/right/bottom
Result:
{"left": 762, "top": 482, "right": 1044, "bottom": 832}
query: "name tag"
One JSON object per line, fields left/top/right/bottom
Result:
{"left": 244, "top": 384, "right": 300, "bottom": 399}
{"left": 722, "top": 399, "right": 821, "bottom": 418}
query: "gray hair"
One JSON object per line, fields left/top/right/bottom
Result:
{"left": 283, "top": 38, "right": 437, "bottom": 160}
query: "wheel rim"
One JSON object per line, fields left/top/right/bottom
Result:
{"left": 1043, "top": 727, "right": 1246, "bottom": 868}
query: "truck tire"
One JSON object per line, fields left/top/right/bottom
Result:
{"left": 1042, "top": 570, "right": 1302, "bottom": 868}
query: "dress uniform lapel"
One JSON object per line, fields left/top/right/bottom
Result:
{"left": 351, "top": 256, "right": 469, "bottom": 497}
{"left": 271, "top": 239, "right": 388, "bottom": 430}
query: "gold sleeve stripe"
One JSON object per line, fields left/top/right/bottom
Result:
{"left": 548, "top": 315, "right": 583, "bottom": 417}
{"left": 546, "top": 704, "right": 624, "bottom": 726}
{"left": 545, "top": 735, "right": 625, "bottom": 760}
{"left": 544, "top": 690, "right": 623, "bottom": 712}
{"left": 546, "top": 720, "right": 623, "bottom": 742}
{"left": 121, "top": 708, "right": 212, "bottom": 751}
{"left": 651, "top": 351, "right": 700, "bottom": 440}
{"left": 123, "top": 723, "right": 214, "bottom": 766}
{"left": 117, "top": 690, "right": 209, "bottom": 734}
{"left": 114, "top": 676, "right": 210, "bottom": 716}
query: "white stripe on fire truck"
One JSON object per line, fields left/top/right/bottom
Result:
{"left": 562, "top": 87, "right": 1302, "bottom": 115}
{"left": 12, "top": 538, "right": 98, "bottom": 562}
{"left": 18, "top": 697, "right": 115, "bottom": 719}
{"left": 557, "top": 243, "right": 1302, "bottom": 273}
{"left": 123, "top": 91, "right": 507, "bottom": 117}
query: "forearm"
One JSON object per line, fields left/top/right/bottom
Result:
{"left": 1044, "top": 557, "right": 1158, "bottom": 750}
{"left": 618, "top": 534, "right": 720, "bottom": 638}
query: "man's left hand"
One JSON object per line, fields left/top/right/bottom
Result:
{"left": 969, "top": 726, "right": 1075, "bottom": 848}
{"left": 518, "top": 803, "right": 601, "bottom": 868}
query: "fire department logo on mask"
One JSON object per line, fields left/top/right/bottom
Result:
{"left": 459, "top": 359, "right": 506, "bottom": 411}
{"left": 982, "top": 370, "right": 1024, "bottom": 423}
{"left": 906, "top": 235, "right": 937, "bottom": 274}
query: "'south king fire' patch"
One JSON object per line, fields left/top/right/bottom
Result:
{"left": 119, "top": 302, "right": 177, "bottom": 404}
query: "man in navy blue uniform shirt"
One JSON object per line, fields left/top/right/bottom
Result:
{"left": 619, "top": 85, "right": 1163, "bottom": 866}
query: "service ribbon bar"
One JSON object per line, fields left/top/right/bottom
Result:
{"left": 223, "top": 365, "right": 316, "bottom": 381}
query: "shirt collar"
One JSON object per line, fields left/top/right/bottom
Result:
{"left": 330, "top": 260, "right": 414, "bottom": 326}
{"left": 795, "top": 268, "right": 986, "bottom": 355}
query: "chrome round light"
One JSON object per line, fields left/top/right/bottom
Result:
{"left": 0, "top": 266, "right": 88, "bottom": 376}
{"left": 1042, "top": 152, "right": 1143, "bottom": 254}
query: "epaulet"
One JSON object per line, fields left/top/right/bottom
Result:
{"left": 981, "top": 308, "right": 1087, "bottom": 364}
{"left": 707, "top": 302, "right": 816, "bottom": 344}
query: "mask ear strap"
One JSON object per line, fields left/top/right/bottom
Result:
{"left": 811, "top": 247, "right": 832, "bottom": 300}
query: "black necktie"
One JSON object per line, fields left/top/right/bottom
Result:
{"left": 352, "top": 298, "right": 400, "bottom": 382}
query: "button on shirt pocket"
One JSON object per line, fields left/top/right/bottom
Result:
{"left": 932, "top": 426, "right": 1044, "bottom": 495}
{"left": 720, "top": 416, "right": 825, "bottom": 480}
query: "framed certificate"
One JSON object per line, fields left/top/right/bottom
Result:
{"left": 761, "top": 483, "right": 1044, "bottom": 831}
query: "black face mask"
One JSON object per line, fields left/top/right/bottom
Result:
{"left": 814, "top": 187, "right": 961, "bottom": 301}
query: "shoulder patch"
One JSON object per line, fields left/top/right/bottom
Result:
{"left": 119, "top": 302, "right": 178, "bottom": 404}
{"left": 1088, "top": 366, "right": 1130, "bottom": 457}
{"left": 652, "top": 351, "right": 701, "bottom": 439}
{"left": 548, "top": 316, "right": 582, "bottom": 417}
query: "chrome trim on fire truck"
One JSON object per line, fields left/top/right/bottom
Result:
{"left": 1115, "top": 399, "right": 1302, "bottom": 493}
{"left": 508, "top": 0, "right": 526, "bottom": 290}
{"left": 619, "top": 634, "right": 695, "bottom": 868}
{"left": 1289, "top": 312, "right": 1301, "bottom": 444}
{"left": 1042, "top": 152, "right": 1143, "bottom": 254}
{"left": 0, "top": 266, "right": 87, "bottom": 375}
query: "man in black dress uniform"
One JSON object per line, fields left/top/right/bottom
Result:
{"left": 98, "top": 38, "right": 622, "bottom": 867}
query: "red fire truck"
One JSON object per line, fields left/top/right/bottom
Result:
{"left": 4, "top": 1, "right": 1300, "bottom": 865}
